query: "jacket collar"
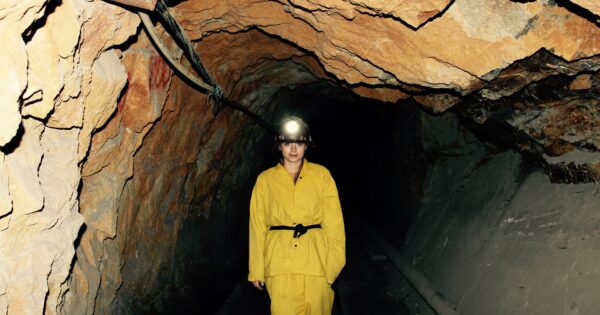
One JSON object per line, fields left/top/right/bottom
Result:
{"left": 276, "top": 159, "right": 311, "bottom": 179}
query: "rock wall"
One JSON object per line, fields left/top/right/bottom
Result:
{"left": 62, "top": 34, "right": 174, "bottom": 314}
{"left": 69, "top": 28, "right": 326, "bottom": 313}
{"left": 456, "top": 51, "right": 600, "bottom": 182}
{"left": 0, "top": 1, "right": 138, "bottom": 314}
{"left": 403, "top": 110, "right": 600, "bottom": 314}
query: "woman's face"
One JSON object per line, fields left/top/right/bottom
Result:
{"left": 279, "top": 141, "right": 307, "bottom": 164}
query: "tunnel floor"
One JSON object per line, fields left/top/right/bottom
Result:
{"left": 215, "top": 218, "right": 423, "bottom": 315}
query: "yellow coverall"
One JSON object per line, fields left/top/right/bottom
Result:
{"left": 249, "top": 160, "right": 346, "bottom": 315}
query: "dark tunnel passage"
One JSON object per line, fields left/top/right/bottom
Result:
{"left": 214, "top": 86, "right": 427, "bottom": 315}
{"left": 99, "top": 29, "right": 452, "bottom": 313}
{"left": 129, "top": 61, "right": 600, "bottom": 314}
{"left": 176, "top": 74, "right": 600, "bottom": 315}
{"left": 270, "top": 88, "right": 429, "bottom": 315}
{"left": 168, "top": 80, "right": 491, "bottom": 315}
{"left": 148, "top": 80, "right": 439, "bottom": 314}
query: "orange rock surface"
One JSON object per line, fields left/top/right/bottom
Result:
{"left": 174, "top": 0, "right": 599, "bottom": 100}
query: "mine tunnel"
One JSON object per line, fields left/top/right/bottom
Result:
{"left": 1, "top": 0, "right": 600, "bottom": 314}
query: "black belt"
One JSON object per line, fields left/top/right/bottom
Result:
{"left": 269, "top": 224, "right": 321, "bottom": 238}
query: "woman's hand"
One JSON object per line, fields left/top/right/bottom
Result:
{"left": 252, "top": 280, "right": 265, "bottom": 290}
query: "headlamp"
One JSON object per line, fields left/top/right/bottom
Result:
{"left": 276, "top": 116, "right": 312, "bottom": 144}
{"left": 284, "top": 120, "right": 300, "bottom": 136}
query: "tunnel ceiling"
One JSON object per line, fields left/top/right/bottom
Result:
{"left": 167, "top": 0, "right": 600, "bottom": 180}
{"left": 173, "top": 0, "right": 599, "bottom": 93}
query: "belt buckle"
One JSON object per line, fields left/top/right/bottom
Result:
{"left": 293, "top": 224, "right": 307, "bottom": 238}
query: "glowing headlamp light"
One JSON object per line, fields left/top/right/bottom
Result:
{"left": 284, "top": 120, "right": 300, "bottom": 136}
{"left": 276, "top": 116, "right": 311, "bottom": 144}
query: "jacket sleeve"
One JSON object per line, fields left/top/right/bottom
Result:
{"left": 248, "top": 175, "right": 267, "bottom": 281}
{"left": 321, "top": 169, "right": 346, "bottom": 284}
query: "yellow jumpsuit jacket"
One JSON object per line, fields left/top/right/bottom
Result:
{"left": 248, "top": 160, "right": 346, "bottom": 284}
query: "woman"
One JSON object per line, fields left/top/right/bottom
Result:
{"left": 248, "top": 116, "right": 346, "bottom": 315}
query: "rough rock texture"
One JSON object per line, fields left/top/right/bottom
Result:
{"left": 62, "top": 36, "right": 173, "bottom": 314}
{"left": 456, "top": 50, "right": 600, "bottom": 182}
{"left": 172, "top": 0, "right": 600, "bottom": 180}
{"left": 68, "top": 27, "right": 326, "bottom": 313}
{"left": 115, "top": 32, "right": 330, "bottom": 314}
{"left": 403, "top": 110, "right": 600, "bottom": 314}
{"left": 0, "top": 0, "right": 138, "bottom": 314}
{"left": 176, "top": 0, "right": 599, "bottom": 92}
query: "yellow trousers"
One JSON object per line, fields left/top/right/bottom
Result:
{"left": 266, "top": 274, "right": 334, "bottom": 315}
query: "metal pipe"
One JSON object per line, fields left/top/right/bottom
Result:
{"left": 352, "top": 215, "right": 460, "bottom": 315}
{"left": 103, "top": 0, "right": 157, "bottom": 11}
